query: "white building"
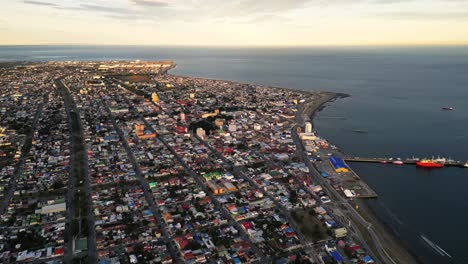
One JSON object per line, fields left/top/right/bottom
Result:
{"left": 305, "top": 122, "right": 313, "bottom": 133}
{"left": 228, "top": 123, "right": 237, "bottom": 132}
{"left": 196, "top": 128, "right": 206, "bottom": 139}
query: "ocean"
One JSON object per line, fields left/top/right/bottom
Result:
{"left": 1, "top": 45, "right": 468, "bottom": 263}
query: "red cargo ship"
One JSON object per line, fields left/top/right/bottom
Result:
{"left": 416, "top": 159, "right": 444, "bottom": 168}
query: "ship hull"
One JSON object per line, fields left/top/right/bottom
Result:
{"left": 416, "top": 162, "right": 444, "bottom": 168}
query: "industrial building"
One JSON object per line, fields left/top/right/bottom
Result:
{"left": 329, "top": 156, "right": 349, "bottom": 173}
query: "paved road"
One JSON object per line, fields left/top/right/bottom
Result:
{"left": 193, "top": 132, "right": 321, "bottom": 263}
{"left": 292, "top": 96, "right": 397, "bottom": 263}
{"left": 291, "top": 123, "right": 398, "bottom": 264}
{"left": 58, "top": 79, "right": 79, "bottom": 264}
{"left": 57, "top": 79, "right": 97, "bottom": 264}
{"left": 0, "top": 97, "right": 46, "bottom": 214}
{"left": 101, "top": 97, "right": 182, "bottom": 263}
{"left": 114, "top": 80, "right": 268, "bottom": 263}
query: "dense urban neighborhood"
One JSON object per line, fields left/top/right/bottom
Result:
{"left": 0, "top": 61, "right": 407, "bottom": 264}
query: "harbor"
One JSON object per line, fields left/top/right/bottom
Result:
{"left": 296, "top": 95, "right": 420, "bottom": 263}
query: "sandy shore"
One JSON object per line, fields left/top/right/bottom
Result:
{"left": 309, "top": 95, "right": 420, "bottom": 264}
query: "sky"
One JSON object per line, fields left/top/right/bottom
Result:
{"left": 1, "top": 0, "right": 468, "bottom": 46}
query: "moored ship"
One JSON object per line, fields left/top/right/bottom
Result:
{"left": 416, "top": 159, "right": 444, "bottom": 168}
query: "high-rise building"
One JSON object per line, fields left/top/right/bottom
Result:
{"left": 305, "top": 122, "right": 313, "bottom": 133}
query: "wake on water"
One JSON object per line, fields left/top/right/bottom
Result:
{"left": 420, "top": 234, "right": 452, "bottom": 258}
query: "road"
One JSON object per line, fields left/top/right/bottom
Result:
{"left": 56, "top": 78, "right": 97, "bottom": 264}
{"left": 58, "top": 79, "right": 79, "bottom": 264}
{"left": 114, "top": 81, "right": 267, "bottom": 262}
{"left": 101, "top": 97, "right": 182, "bottom": 263}
{"left": 193, "top": 131, "right": 322, "bottom": 263}
{"left": 0, "top": 97, "right": 46, "bottom": 214}
{"left": 291, "top": 123, "right": 399, "bottom": 264}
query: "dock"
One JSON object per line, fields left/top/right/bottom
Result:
{"left": 344, "top": 157, "right": 467, "bottom": 168}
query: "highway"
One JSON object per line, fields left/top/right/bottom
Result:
{"left": 291, "top": 123, "right": 399, "bottom": 264}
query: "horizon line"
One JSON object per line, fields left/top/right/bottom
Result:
{"left": 1, "top": 43, "right": 468, "bottom": 48}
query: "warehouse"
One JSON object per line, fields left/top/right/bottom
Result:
{"left": 329, "top": 156, "right": 349, "bottom": 173}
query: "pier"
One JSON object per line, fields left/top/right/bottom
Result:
{"left": 344, "top": 157, "right": 467, "bottom": 168}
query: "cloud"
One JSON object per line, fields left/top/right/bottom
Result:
{"left": 23, "top": 0, "right": 58, "bottom": 7}
{"left": 130, "top": 0, "right": 169, "bottom": 7}
{"left": 19, "top": 0, "right": 468, "bottom": 25}
{"left": 79, "top": 4, "right": 131, "bottom": 15}
{"left": 106, "top": 14, "right": 144, "bottom": 21}
{"left": 53, "top": 1, "right": 168, "bottom": 20}
{"left": 373, "top": 11, "right": 468, "bottom": 20}
{"left": 371, "top": 0, "right": 411, "bottom": 3}
{"left": 235, "top": 0, "right": 311, "bottom": 13}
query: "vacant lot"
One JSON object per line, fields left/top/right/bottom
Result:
{"left": 292, "top": 208, "right": 329, "bottom": 242}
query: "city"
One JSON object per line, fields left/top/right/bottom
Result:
{"left": 0, "top": 61, "right": 417, "bottom": 264}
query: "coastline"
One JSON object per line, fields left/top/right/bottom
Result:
{"left": 309, "top": 96, "right": 420, "bottom": 264}
{"left": 2, "top": 60, "right": 420, "bottom": 262}
{"left": 153, "top": 68, "right": 419, "bottom": 262}
{"left": 161, "top": 71, "right": 419, "bottom": 263}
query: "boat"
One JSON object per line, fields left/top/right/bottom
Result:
{"left": 442, "top": 107, "right": 454, "bottom": 110}
{"left": 392, "top": 160, "right": 404, "bottom": 165}
{"left": 463, "top": 162, "right": 468, "bottom": 168}
{"left": 416, "top": 159, "right": 444, "bottom": 168}
{"left": 380, "top": 160, "right": 388, "bottom": 164}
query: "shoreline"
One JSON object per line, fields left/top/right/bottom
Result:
{"left": 3, "top": 60, "right": 419, "bottom": 262}
{"left": 309, "top": 96, "right": 421, "bottom": 264}
{"left": 358, "top": 199, "right": 425, "bottom": 264}
{"left": 150, "top": 67, "right": 419, "bottom": 262}
{"left": 162, "top": 70, "right": 420, "bottom": 263}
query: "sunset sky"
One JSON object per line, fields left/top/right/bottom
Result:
{"left": 1, "top": 0, "right": 468, "bottom": 46}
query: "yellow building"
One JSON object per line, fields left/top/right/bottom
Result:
{"left": 151, "top": 93, "right": 159, "bottom": 103}
{"left": 135, "top": 123, "right": 156, "bottom": 139}
{"left": 202, "top": 109, "right": 220, "bottom": 118}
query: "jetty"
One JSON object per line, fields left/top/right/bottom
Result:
{"left": 344, "top": 157, "right": 467, "bottom": 168}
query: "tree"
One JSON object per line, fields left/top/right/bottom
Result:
{"left": 291, "top": 211, "right": 298, "bottom": 221}
{"left": 308, "top": 209, "right": 316, "bottom": 216}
